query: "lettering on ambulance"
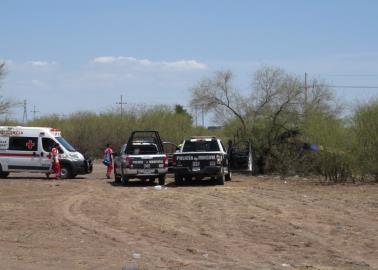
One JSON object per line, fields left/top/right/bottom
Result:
{"left": 0, "top": 137, "right": 9, "bottom": 150}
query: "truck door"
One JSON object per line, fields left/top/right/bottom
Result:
{"left": 7, "top": 136, "right": 46, "bottom": 171}
{"left": 229, "top": 140, "right": 253, "bottom": 172}
{"left": 163, "top": 142, "right": 178, "bottom": 172}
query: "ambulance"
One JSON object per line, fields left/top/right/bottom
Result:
{"left": 0, "top": 126, "right": 93, "bottom": 179}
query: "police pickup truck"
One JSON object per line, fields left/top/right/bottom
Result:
{"left": 172, "top": 136, "right": 232, "bottom": 185}
{"left": 114, "top": 131, "right": 168, "bottom": 185}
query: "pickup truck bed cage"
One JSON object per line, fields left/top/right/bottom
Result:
{"left": 126, "top": 131, "right": 164, "bottom": 154}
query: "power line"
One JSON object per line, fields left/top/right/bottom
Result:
{"left": 323, "top": 85, "right": 378, "bottom": 89}
{"left": 311, "top": 73, "right": 378, "bottom": 77}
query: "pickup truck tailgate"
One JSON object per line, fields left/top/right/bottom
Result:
{"left": 130, "top": 155, "right": 166, "bottom": 169}
{"left": 175, "top": 153, "right": 219, "bottom": 170}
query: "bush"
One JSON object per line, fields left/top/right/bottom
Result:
{"left": 28, "top": 106, "right": 210, "bottom": 158}
{"left": 352, "top": 100, "right": 378, "bottom": 181}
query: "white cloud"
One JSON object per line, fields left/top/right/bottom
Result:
{"left": 29, "top": 61, "right": 57, "bottom": 67}
{"left": 92, "top": 56, "right": 117, "bottom": 64}
{"left": 162, "top": 60, "right": 207, "bottom": 70}
{"left": 92, "top": 56, "right": 207, "bottom": 71}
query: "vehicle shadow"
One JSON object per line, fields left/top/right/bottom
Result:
{"left": 0, "top": 176, "right": 86, "bottom": 181}
{"left": 108, "top": 180, "right": 158, "bottom": 188}
{"left": 165, "top": 179, "right": 221, "bottom": 188}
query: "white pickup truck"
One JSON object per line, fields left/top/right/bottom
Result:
{"left": 113, "top": 131, "right": 168, "bottom": 185}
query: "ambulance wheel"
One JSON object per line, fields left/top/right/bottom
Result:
{"left": 158, "top": 175, "right": 166, "bottom": 185}
{"left": 0, "top": 172, "right": 9, "bottom": 178}
{"left": 60, "top": 165, "right": 72, "bottom": 179}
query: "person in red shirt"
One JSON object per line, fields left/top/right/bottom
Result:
{"left": 104, "top": 143, "right": 113, "bottom": 179}
{"left": 49, "top": 143, "right": 61, "bottom": 180}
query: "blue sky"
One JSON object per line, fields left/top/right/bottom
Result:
{"left": 1, "top": 0, "right": 378, "bottom": 122}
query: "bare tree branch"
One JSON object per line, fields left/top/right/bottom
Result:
{"left": 190, "top": 70, "right": 247, "bottom": 132}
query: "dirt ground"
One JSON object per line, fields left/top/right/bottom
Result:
{"left": 0, "top": 162, "right": 377, "bottom": 270}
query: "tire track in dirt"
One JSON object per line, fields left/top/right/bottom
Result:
{"left": 50, "top": 176, "right": 377, "bottom": 269}
{"left": 53, "top": 184, "right": 137, "bottom": 245}
{"left": 52, "top": 182, "right": 213, "bottom": 269}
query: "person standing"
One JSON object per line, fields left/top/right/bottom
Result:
{"left": 50, "top": 143, "right": 61, "bottom": 180}
{"left": 103, "top": 143, "right": 113, "bottom": 179}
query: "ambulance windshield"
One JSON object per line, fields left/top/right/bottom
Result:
{"left": 55, "top": 137, "right": 76, "bottom": 152}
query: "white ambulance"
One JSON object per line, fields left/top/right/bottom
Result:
{"left": 0, "top": 126, "right": 93, "bottom": 179}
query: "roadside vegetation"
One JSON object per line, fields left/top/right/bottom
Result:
{"left": 1, "top": 61, "right": 377, "bottom": 183}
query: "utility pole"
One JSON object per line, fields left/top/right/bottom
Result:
{"left": 30, "top": 105, "right": 39, "bottom": 120}
{"left": 22, "top": 99, "right": 28, "bottom": 124}
{"left": 116, "top": 95, "right": 127, "bottom": 117}
{"left": 194, "top": 106, "right": 198, "bottom": 127}
{"left": 201, "top": 105, "right": 205, "bottom": 127}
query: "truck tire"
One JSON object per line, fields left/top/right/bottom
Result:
{"left": 174, "top": 175, "right": 183, "bottom": 185}
{"left": 0, "top": 172, "right": 9, "bottom": 178}
{"left": 158, "top": 175, "right": 166, "bottom": 185}
{"left": 216, "top": 174, "right": 225, "bottom": 185}
{"left": 60, "top": 164, "right": 73, "bottom": 179}
{"left": 0, "top": 164, "right": 9, "bottom": 178}
{"left": 114, "top": 171, "right": 121, "bottom": 183}
{"left": 225, "top": 171, "right": 232, "bottom": 181}
{"left": 121, "top": 175, "right": 129, "bottom": 185}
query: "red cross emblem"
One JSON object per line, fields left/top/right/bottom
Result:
{"left": 25, "top": 140, "right": 35, "bottom": 150}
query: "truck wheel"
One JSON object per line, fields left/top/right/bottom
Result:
{"left": 60, "top": 165, "right": 72, "bottom": 179}
{"left": 216, "top": 174, "right": 225, "bottom": 185}
{"left": 114, "top": 172, "right": 121, "bottom": 183}
{"left": 121, "top": 175, "right": 129, "bottom": 185}
{"left": 0, "top": 164, "right": 9, "bottom": 178}
{"left": 174, "top": 175, "right": 183, "bottom": 185}
{"left": 158, "top": 175, "right": 166, "bottom": 185}
{"left": 0, "top": 172, "right": 9, "bottom": 178}
{"left": 225, "top": 171, "right": 232, "bottom": 181}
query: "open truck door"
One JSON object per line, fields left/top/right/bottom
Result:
{"left": 163, "top": 141, "right": 178, "bottom": 173}
{"left": 228, "top": 140, "right": 253, "bottom": 173}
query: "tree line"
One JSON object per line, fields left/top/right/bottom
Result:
{"left": 1, "top": 62, "right": 377, "bottom": 182}
{"left": 190, "top": 66, "right": 378, "bottom": 182}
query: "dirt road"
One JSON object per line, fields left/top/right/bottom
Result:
{"left": 0, "top": 163, "right": 377, "bottom": 270}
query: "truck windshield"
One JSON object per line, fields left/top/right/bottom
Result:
{"left": 55, "top": 137, "right": 76, "bottom": 152}
{"left": 182, "top": 140, "right": 220, "bottom": 152}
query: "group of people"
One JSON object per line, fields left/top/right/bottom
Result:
{"left": 47, "top": 143, "right": 114, "bottom": 180}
